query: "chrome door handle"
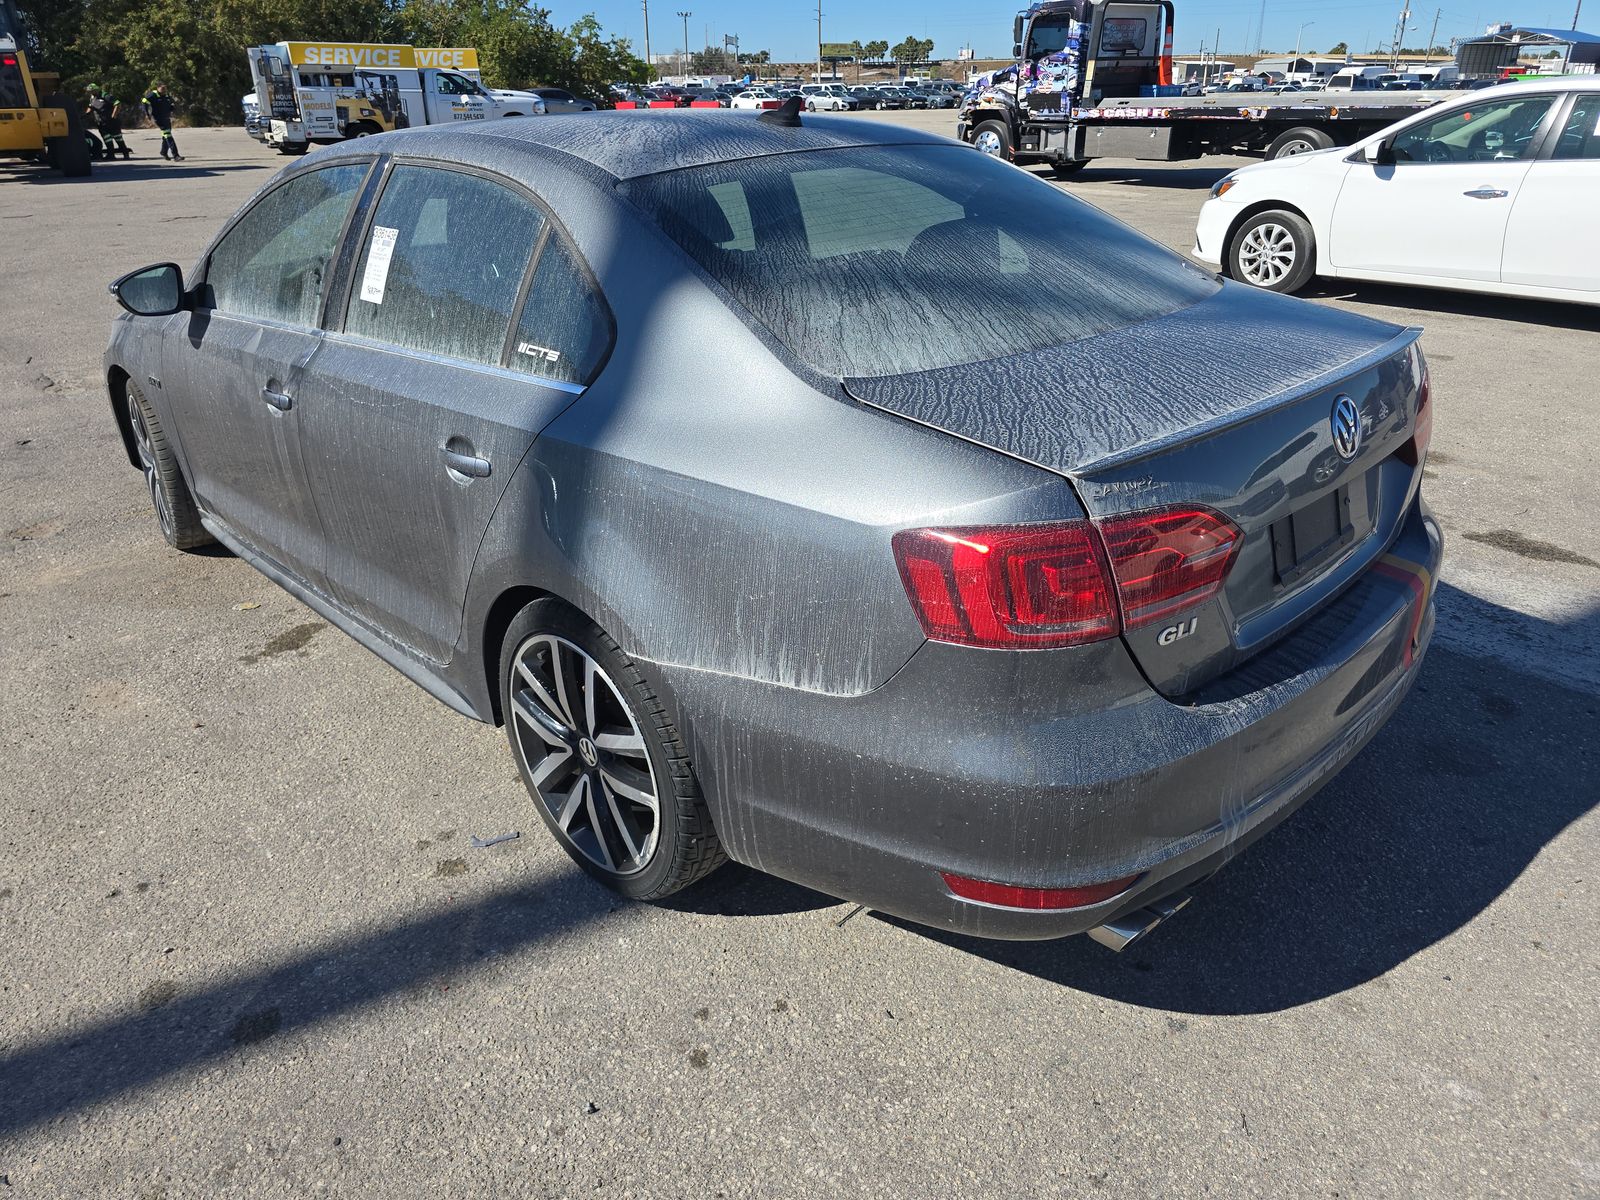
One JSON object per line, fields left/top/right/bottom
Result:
{"left": 261, "top": 386, "right": 293, "bottom": 410}
{"left": 1463, "top": 187, "right": 1509, "bottom": 199}
{"left": 441, "top": 447, "right": 491, "bottom": 479}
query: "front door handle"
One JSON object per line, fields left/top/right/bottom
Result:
{"left": 441, "top": 447, "right": 491, "bottom": 479}
{"left": 261, "top": 386, "right": 293, "bottom": 411}
{"left": 1463, "top": 187, "right": 1509, "bottom": 199}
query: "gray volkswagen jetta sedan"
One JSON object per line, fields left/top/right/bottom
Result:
{"left": 103, "top": 108, "right": 1441, "bottom": 949}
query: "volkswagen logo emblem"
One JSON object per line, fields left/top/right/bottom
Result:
{"left": 1330, "top": 395, "right": 1362, "bottom": 461}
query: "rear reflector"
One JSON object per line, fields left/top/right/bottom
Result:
{"left": 892, "top": 523, "right": 1120, "bottom": 649}
{"left": 942, "top": 871, "right": 1142, "bottom": 911}
{"left": 1095, "top": 506, "right": 1241, "bottom": 629}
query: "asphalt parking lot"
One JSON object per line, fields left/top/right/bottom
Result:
{"left": 1, "top": 118, "right": 1596, "bottom": 1197}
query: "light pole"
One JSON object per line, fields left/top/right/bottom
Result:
{"left": 642, "top": 0, "right": 652, "bottom": 82}
{"left": 816, "top": 0, "right": 824, "bottom": 84}
{"left": 677, "top": 10, "right": 691, "bottom": 80}
{"left": 1294, "top": 21, "right": 1313, "bottom": 61}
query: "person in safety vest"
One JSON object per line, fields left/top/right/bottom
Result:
{"left": 142, "top": 81, "right": 184, "bottom": 161}
{"left": 87, "top": 86, "right": 133, "bottom": 159}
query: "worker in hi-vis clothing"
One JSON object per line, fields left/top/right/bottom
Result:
{"left": 141, "top": 82, "right": 183, "bottom": 161}
{"left": 87, "top": 86, "right": 133, "bottom": 158}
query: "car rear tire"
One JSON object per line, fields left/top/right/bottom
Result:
{"left": 1226, "top": 208, "right": 1316, "bottom": 294}
{"left": 500, "top": 599, "right": 725, "bottom": 901}
{"left": 1265, "top": 126, "right": 1335, "bottom": 159}
{"left": 126, "top": 380, "right": 212, "bottom": 550}
{"left": 972, "top": 119, "right": 1012, "bottom": 159}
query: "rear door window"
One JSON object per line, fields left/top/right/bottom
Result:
{"left": 205, "top": 163, "right": 370, "bottom": 326}
{"left": 344, "top": 165, "right": 545, "bottom": 365}
{"left": 508, "top": 237, "right": 613, "bottom": 386}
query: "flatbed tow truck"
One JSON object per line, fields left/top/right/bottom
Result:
{"left": 958, "top": 0, "right": 1453, "bottom": 174}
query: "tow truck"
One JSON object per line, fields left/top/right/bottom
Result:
{"left": 958, "top": 0, "right": 1452, "bottom": 174}
{"left": 247, "top": 42, "right": 546, "bottom": 154}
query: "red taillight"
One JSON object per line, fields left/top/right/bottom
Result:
{"left": 892, "top": 522, "right": 1120, "bottom": 649}
{"left": 893, "top": 508, "right": 1241, "bottom": 649}
{"left": 1, "top": 55, "right": 17, "bottom": 67}
{"left": 1413, "top": 362, "right": 1433, "bottom": 462}
{"left": 942, "top": 870, "right": 1142, "bottom": 911}
{"left": 1096, "top": 506, "right": 1241, "bottom": 629}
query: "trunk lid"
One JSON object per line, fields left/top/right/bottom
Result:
{"left": 843, "top": 284, "right": 1426, "bottom": 696}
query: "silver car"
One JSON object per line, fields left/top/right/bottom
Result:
{"left": 529, "top": 87, "right": 597, "bottom": 113}
{"left": 103, "top": 112, "right": 1439, "bottom": 949}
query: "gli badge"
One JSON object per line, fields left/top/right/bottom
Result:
{"left": 1157, "top": 617, "right": 1198, "bottom": 646}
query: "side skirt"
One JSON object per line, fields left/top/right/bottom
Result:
{"left": 199, "top": 515, "right": 488, "bottom": 723}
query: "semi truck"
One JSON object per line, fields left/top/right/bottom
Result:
{"left": 957, "top": 0, "right": 1453, "bottom": 174}
{"left": 246, "top": 42, "right": 546, "bottom": 154}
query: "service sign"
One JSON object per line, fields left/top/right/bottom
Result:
{"left": 284, "top": 42, "right": 416, "bottom": 68}
{"left": 415, "top": 47, "right": 480, "bottom": 70}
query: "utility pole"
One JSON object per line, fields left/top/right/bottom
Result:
{"left": 1425, "top": 7, "right": 1441, "bottom": 59}
{"left": 817, "top": 0, "right": 824, "bottom": 84}
{"left": 1253, "top": 0, "right": 1267, "bottom": 54}
{"left": 677, "top": 10, "right": 691, "bottom": 80}
{"left": 642, "top": 0, "right": 652, "bottom": 81}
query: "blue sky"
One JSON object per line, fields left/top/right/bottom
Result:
{"left": 550, "top": 1, "right": 1585, "bottom": 60}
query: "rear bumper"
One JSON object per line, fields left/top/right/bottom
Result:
{"left": 657, "top": 498, "right": 1441, "bottom": 941}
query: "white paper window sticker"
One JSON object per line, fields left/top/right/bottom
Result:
{"left": 359, "top": 226, "right": 400, "bottom": 304}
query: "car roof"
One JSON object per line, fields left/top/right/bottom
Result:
{"left": 340, "top": 110, "right": 955, "bottom": 181}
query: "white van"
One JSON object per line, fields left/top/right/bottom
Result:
{"left": 246, "top": 42, "right": 547, "bottom": 153}
{"left": 1325, "top": 65, "right": 1387, "bottom": 91}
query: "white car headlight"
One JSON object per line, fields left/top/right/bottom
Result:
{"left": 1209, "top": 174, "right": 1240, "bottom": 200}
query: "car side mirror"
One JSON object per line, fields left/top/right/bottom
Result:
{"left": 1013, "top": 14, "right": 1025, "bottom": 52}
{"left": 1364, "top": 138, "right": 1395, "bottom": 166}
{"left": 109, "top": 262, "right": 188, "bottom": 316}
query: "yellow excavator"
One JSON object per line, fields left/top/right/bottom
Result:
{"left": 1, "top": 1, "right": 90, "bottom": 177}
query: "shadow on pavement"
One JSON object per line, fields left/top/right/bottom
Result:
{"left": 656, "top": 861, "right": 838, "bottom": 919}
{"left": 1031, "top": 163, "right": 1238, "bottom": 190}
{"left": 1304, "top": 279, "right": 1600, "bottom": 332}
{"left": 890, "top": 584, "right": 1599, "bottom": 1014}
{"left": 0, "top": 872, "right": 611, "bottom": 1139}
{"left": 6, "top": 161, "right": 265, "bottom": 185}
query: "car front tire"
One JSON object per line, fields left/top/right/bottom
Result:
{"left": 1226, "top": 208, "right": 1316, "bottom": 294}
{"left": 126, "top": 380, "right": 212, "bottom": 550}
{"left": 500, "top": 599, "right": 725, "bottom": 901}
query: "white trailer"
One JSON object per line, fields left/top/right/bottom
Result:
{"left": 246, "top": 42, "right": 547, "bottom": 154}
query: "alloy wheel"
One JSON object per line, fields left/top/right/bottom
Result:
{"left": 127, "top": 394, "right": 173, "bottom": 539}
{"left": 508, "top": 633, "right": 660, "bottom": 875}
{"left": 1237, "top": 223, "right": 1298, "bottom": 287}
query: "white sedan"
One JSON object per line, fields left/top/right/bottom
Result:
{"left": 1193, "top": 77, "right": 1600, "bottom": 305}
{"left": 729, "top": 90, "right": 781, "bottom": 110}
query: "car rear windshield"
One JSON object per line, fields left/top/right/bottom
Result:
{"left": 621, "top": 144, "right": 1218, "bottom": 378}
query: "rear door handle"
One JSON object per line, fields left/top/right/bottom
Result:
{"left": 261, "top": 386, "right": 293, "bottom": 411}
{"left": 441, "top": 447, "right": 491, "bottom": 479}
{"left": 1463, "top": 187, "right": 1509, "bottom": 199}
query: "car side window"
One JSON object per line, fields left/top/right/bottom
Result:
{"left": 344, "top": 165, "right": 545, "bottom": 366}
{"left": 508, "top": 236, "right": 612, "bottom": 386}
{"left": 205, "top": 163, "right": 369, "bottom": 326}
{"left": 1389, "top": 95, "right": 1555, "bottom": 163}
{"left": 1552, "top": 99, "right": 1600, "bottom": 160}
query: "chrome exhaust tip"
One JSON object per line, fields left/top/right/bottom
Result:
{"left": 1087, "top": 890, "right": 1193, "bottom": 952}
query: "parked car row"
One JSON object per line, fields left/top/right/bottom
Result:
{"left": 606, "top": 79, "right": 964, "bottom": 112}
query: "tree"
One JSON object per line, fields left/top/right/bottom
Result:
{"left": 862, "top": 39, "right": 888, "bottom": 62}
{"left": 890, "top": 35, "right": 934, "bottom": 63}
{"left": 739, "top": 48, "right": 770, "bottom": 65}
{"left": 1327, "top": 40, "right": 1349, "bottom": 55}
